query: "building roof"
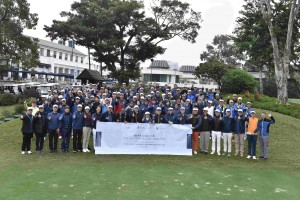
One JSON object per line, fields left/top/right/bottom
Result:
{"left": 149, "top": 60, "right": 170, "bottom": 69}
{"left": 76, "top": 69, "right": 104, "bottom": 81}
{"left": 180, "top": 65, "right": 196, "bottom": 73}
{"left": 37, "top": 38, "right": 86, "bottom": 56}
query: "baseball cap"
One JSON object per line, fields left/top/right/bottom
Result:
{"left": 108, "top": 105, "right": 113, "bottom": 108}
{"left": 62, "top": 98, "right": 66, "bottom": 101}
{"left": 251, "top": 110, "right": 256, "bottom": 114}
{"left": 238, "top": 109, "right": 243, "bottom": 112}
{"left": 134, "top": 105, "right": 139, "bottom": 108}
{"left": 215, "top": 109, "right": 220, "bottom": 112}
{"left": 168, "top": 107, "right": 173, "bottom": 111}
{"left": 85, "top": 106, "right": 90, "bottom": 110}
{"left": 203, "top": 107, "right": 209, "bottom": 111}
{"left": 226, "top": 109, "right": 231, "bottom": 112}
{"left": 145, "top": 112, "right": 150, "bottom": 115}
{"left": 77, "top": 104, "right": 82, "bottom": 108}
{"left": 156, "top": 107, "right": 162, "bottom": 110}
{"left": 65, "top": 106, "right": 70, "bottom": 110}
{"left": 238, "top": 97, "right": 242, "bottom": 100}
{"left": 53, "top": 105, "right": 58, "bottom": 108}
{"left": 193, "top": 108, "right": 198, "bottom": 111}
{"left": 180, "top": 107, "right": 185, "bottom": 110}
{"left": 38, "top": 105, "right": 44, "bottom": 109}
{"left": 27, "top": 107, "right": 33, "bottom": 111}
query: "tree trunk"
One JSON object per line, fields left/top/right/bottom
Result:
{"left": 259, "top": 69, "right": 263, "bottom": 94}
{"left": 275, "top": 63, "right": 289, "bottom": 104}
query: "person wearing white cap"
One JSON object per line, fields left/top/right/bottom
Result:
{"left": 164, "top": 107, "right": 177, "bottom": 124}
{"left": 142, "top": 112, "right": 152, "bottom": 123}
{"left": 198, "top": 107, "right": 213, "bottom": 154}
{"left": 233, "top": 109, "right": 247, "bottom": 157}
{"left": 72, "top": 104, "right": 84, "bottom": 153}
{"left": 130, "top": 105, "right": 142, "bottom": 123}
{"left": 183, "top": 99, "right": 192, "bottom": 115}
{"left": 47, "top": 105, "right": 60, "bottom": 153}
{"left": 101, "top": 105, "right": 115, "bottom": 122}
{"left": 222, "top": 109, "right": 234, "bottom": 156}
{"left": 72, "top": 97, "right": 81, "bottom": 113}
{"left": 33, "top": 105, "right": 48, "bottom": 153}
{"left": 245, "top": 110, "right": 259, "bottom": 160}
{"left": 177, "top": 107, "right": 189, "bottom": 125}
{"left": 82, "top": 106, "right": 92, "bottom": 153}
{"left": 245, "top": 102, "right": 255, "bottom": 118}
{"left": 153, "top": 107, "right": 164, "bottom": 124}
{"left": 233, "top": 97, "right": 245, "bottom": 117}
{"left": 59, "top": 106, "right": 72, "bottom": 153}
{"left": 226, "top": 100, "right": 235, "bottom": 117}
{"left": 207, "top": 100, "right": 215, "bottom": 117}
{"left": 20, "top": 107, "right": 34, "bottom": 155}
{"left": 187, "top": 90, "right": 195, "bottom": 103}
{"left": 216, "top": 99, "right": 225, "bottom": 117}
{"left": 211, "top": 109, "right": 223, "bottom": 155}
{"left": 190, "top": 107, "right": 200, "bottom": 154}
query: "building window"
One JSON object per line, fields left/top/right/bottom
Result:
{"left": 65, "top": 54, "right": 68, "bottom": 61}
{"left": 47, "top": 49, "right": 51, "bottom": 57}
{"left": 40, "top": 48, "right": 44, "bottom": 56}
{"left": 81, "top": 57, "right": 83, "bottom": 64}
{"left": 53, "top": 51, "right": 57, "bottom": 58}
{"left": 70, "top": 55, "right": 73, "bottom": 62}
{"left": 75, "top": 56, "right": 78, "bottom": 62}
{"left": 59, "top": 52, "right": 62, "bottom": 59}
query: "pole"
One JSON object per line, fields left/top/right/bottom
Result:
{"left": 100, "top": 62, "right": 103, "bottom": 77}
{"left": 88, "top": 47, "right": 91, "bottom": 70}
{"left": 150, "top": 59, "right": 154, "bottom": 83}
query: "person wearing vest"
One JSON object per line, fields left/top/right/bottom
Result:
{"left": 33, "top": 105, "right": 48, "bottom": 152}
{"left": 72, "top": 104, "right": 84, "bottom": 153}
{"left": 47, "top": 105, "right": 60, "bottom": 153}
{"left": 191, "top": 107, "right": 200, "bottom": 154}
{"left": 197, "top": 107, "right": 213, "bottom": 155}
{"left": 153, "top": 107, "right": 164, "bottom": 124}
{"left": 211, "top": 109, "right": 223, "bottom": 155}
{"left": 246, "top": 110, "right": 259, "bottom": 160}
{"left": 20, "top": 107, "right": 34, "bottom": 154}
{"left": 233, "top": 109, "right": 247, "bottom": 157}
{"left": 59, "top": 106, "right": 73, "bottom": 152}
{"left": 222, "top": 109, "right": 234, "bottom": 156}
{"left": 82, "top": 106, "right": 92, "bottom": 153}
{"left": 255, "top": 112, "right": 275, "bottom": 160}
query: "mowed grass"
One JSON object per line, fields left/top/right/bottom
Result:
{"left": 0, "top": 109, "right": 299, "bottom": 200}
{"left": 289, "top": 98, "right": 300, "bottom": 104}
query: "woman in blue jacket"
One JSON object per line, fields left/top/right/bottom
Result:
{"left": 254, "top": 112, "right": 275, "bottom": 160}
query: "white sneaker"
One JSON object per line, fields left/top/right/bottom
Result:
{"left": 247, "top": 155, "right": 251, "bottom": 159}
{"left": 21, "top": 151, "right": 25, "bottom": 155}
{"left": 217, "top": 152, "right": 221, "bottom": 156}
{"left": 86, "top": 149, "right": 90, "bottom": 153}
{"left": 193, "top": 151, "right": 198, "bottom": 155}
{"left": 210, "top": 151, "right": 215, "bottom": 155}
{"left": 253, "top": 156, "right": 257, "bottom": 160}
{"left": 59, "top": 136, "right": 62, "bottom": 139}
{"left": 27, "top": 151, "right": 32, "bottom": 154}
{"left": 82, "top": 149, "right": 87, "bottom": 153}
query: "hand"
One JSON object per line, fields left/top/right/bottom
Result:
{"left": 227, "top": 96, "right": 230, "bottom": 99}
{"left": 20, "top": 115, "right": 23, "bottom": 119}
{"left": 56, "top": 129, "right": 60, "bottom": 133}
{"left": 238, "top": 116, "right": 241, "bottom": 120}
{"left": 219, "top": 117, "right": 222, "bottom": 120}
{"left": 268, "top": 113, "right": 272, "bottom": 117}
{"left": 191, "top": 127, "right": 195, "bottom": 130}
{"left": 48, "top": 116, "right": 51, "bottom": 120}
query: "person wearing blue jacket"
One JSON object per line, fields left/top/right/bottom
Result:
{"left": 233, "top": 97, "right": 245, "bottom": 117}
{"left": 255, "top": 112, "right": 275, "bottom": 160}
{"left": 142, "top": 112, "right": 153, "bottom": 123}
{"left": 222, "top": 109, "right": 234, "bottom": 156}
{"left": 47, "top": 105, "right": 60, "bottom": 153}
{"left": 177, "top": 107, "right": 189, "bottom": 125}
{"left": 164, "top": 108, "right": 177, "bottom": 124}
{"left": 72, "top": 104, "right": 84, "bottom": 153}
{"left": 59, "top": 106, "right": 73, "bottom": 152}
{"left": 233, "top": 109, "right": 247, "bottom": 157}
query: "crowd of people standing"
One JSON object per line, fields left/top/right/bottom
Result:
{"left": 20, "top": 82, "right": 275, "bottom": 160}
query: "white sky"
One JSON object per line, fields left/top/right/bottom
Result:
{"left": 23, "top": 0, "right": 245, "bottom": 67}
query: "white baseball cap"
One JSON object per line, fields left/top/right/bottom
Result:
{"left": 238, "top": 109, "right": 243, "bottom": 112}
{"left": 203, "top": 107, "right": 209, "bottom": 111}
{"left": 85, "top": 106, "right": 90, "bottom": 110}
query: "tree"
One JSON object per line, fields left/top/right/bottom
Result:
{"left": 200, "top": 34, "right": 244, "bottom": 66}
{"left": 0, "top": 0, "right": 39, "bottom": 73}
{"left": 44, "top": 0, "right": 202, "bottom": 84}
{"left": 194, "top": 58, "right": 233, "bottom": 88}
{"left": 258, "top": 0, "right": 300, "bottom": 104}
{"left": 234, "top": 0, "right": 300, "bottom": 96}
{"left": 221, "top": 68, "right": 258, "bottom": 94}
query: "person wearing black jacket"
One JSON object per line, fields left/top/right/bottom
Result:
{"left": 222, "top": 109, "right": 235, "bottom": 156}
{"left": 190, "top": 107, "right": 200, "bottom": 154}
{"left": 196, "top": 107, "right": 213, "bottom": 154}
{"left": 20, "top": 107, "right": 34, "bottom": 155}
{"left": 33, "top": 105, "right": 48, "bottom": 152}
{"left": 211, "top": 109, "right": 223, "bottom": 156}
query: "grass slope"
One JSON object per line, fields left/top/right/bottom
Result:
{"left": 0, "top": 109, "right": 299, "bottom": 200}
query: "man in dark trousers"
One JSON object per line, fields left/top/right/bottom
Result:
{"left": 47, "top": 105, "right": 60, "bottom": 153}
{"left": 196, "top": 107, "right": 213, "bottom": 155}
{"left": 72, "top": 104, "right": 84, "bottom": 152}
{"left": 33, "top": 105, "right": 48, "bottom": 153}
{"left": 59, "top": 106, "right": 73, "bottom": 152}
{"left": 20, "top": 107, "right": 34, "bottom": 155}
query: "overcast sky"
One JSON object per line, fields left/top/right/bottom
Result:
{"left": 23, "top": 0, "right": 245, "bottom": 67}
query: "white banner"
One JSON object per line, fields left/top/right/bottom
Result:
{"left": 93, "top": 122, "right": 193, "bottom": 156}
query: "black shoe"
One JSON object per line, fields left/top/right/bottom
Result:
{"left": 200, "top": 151, "right": 204, "bottom": 154}
{"left": 260, "top": 156, "right": 264, "bottom": 159}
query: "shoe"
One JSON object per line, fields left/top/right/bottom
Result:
{"left": 83, "top": 149, "right": 87, "bottom": 153}
{"left": 217, "top": 152, "right": 221, "bottom": 156}
{"left": 21, "top": 151, "right": 25, "bottom": 155}
{"left": 200, "top": 151, "right": 204, "bottom": 154}
{"left": 235, "top": 152, "right": 239, "bottom": 156}
{"left": 86, "top": 149, "right": 90, "bottom": 153}
{"left": 253, "top": 156, "right": 257, "bottom": 160}
{"left": 193, "top": 151, "right": 198, "bottom": 155}
{"left": 59, "top": 136, "right": 62, "bottom": 139}
{"left": 260, "top": 156, "right": 264, "bottom": 159}
{"left": 210, "top": 151, "right": 215, "bottom": 155}
{"left": 27, "top": 151, "right": 32, "bottom": 154}
{"left": 78, "top": 150, "right": 82, "bottom": 153}
{"left": 228, "top": 153, "right": 231, "bottom": 157}
{"left": 247, "top": 155, "right": 251, "bottom": 159}
{"left": 222, "top": 152, "right": 227, "bottom": 156}
{"left": 240, "top": 152, "right": 243, "bottom": 157}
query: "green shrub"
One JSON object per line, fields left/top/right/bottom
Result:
{"left": 222, "top": 69, "right": 258, "bottom": 94}
{"left": 0, "top": 116, "right": 4, "bottom": 121}
{"left": 0, "top": 93, "right": 17, "bottom": 106}
{"left": 15, "top": 104, "right": 25, "bottom": 114}
{"left": 2, "top": 109, "right": 13, "bottom": 118}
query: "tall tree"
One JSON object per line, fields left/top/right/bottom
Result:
{"left": 259, "top": 0, "right": 300, "bottom": 104}
{"left": 0, "top": 0, "right": 39, "bottom": 73}
{"left": 44, "top": 0, "right": 202, "bottom": 84}
{"left": 200, "top": 34, "right": 244, "bottom": 66}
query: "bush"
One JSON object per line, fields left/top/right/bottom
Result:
{"left": 0, "top": 93, "right": 17, "bottom": 106}
{"left": 2, "top": 109, "right": 13, "bottom": 118}
{"left": 23, "top": 89, "right": 40, "bottom": 99}
{"left": 15, "top": 104, "right": 25, "bottom": 114}
{"left": 222, "top": 69, "right": 258, "bottom": 94}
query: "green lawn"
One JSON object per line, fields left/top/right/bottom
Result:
{"left": 289, "top": 99, "right": 300, "bottom": 104}
{"left": 0, "top": 109, "right": 299, "bottom": 200}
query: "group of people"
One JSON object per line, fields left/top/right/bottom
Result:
{"left": 20, "top": 82, "right": 275, "bottom": 160}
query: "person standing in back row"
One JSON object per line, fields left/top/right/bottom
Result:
{"left": 47, "top": 105, "right": 60, "bottom": 153}
{"left": 72, "top": 104, "right": 84, "bottom": 153}
{"left": 20, "top": 107, "right": 34, "bottom": 155}
{"left": 33, "top": 105, "right": 48, "bottom": 153}
{"left": 255, "top": 112, "right": 275, "bottom": 160}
